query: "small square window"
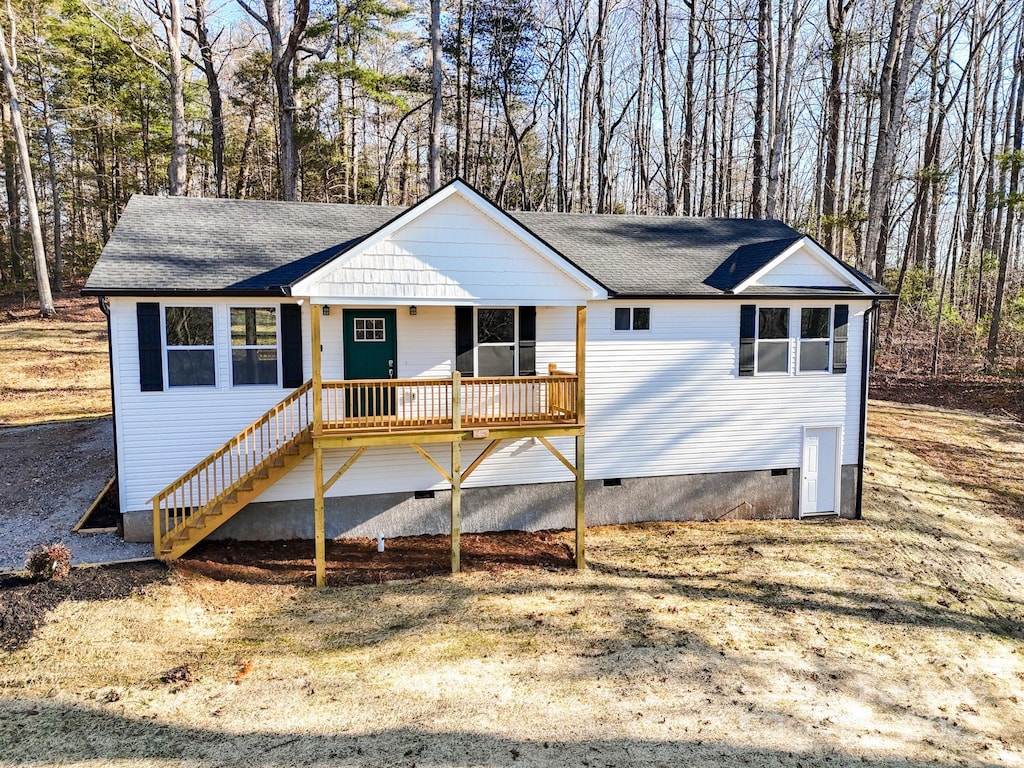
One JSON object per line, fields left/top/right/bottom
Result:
{"left": 614, "top": 307, "right": 650, "bottom": 332}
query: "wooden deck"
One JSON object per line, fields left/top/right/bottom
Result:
{"left": 151, "top": 371, "right": 582, "bottom": 560}
{"left": 153, "top": 302, "right": 588, "bottom": 584}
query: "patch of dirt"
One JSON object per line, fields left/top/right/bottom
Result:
{"left": 77, "top": 477, "right": 120, "bottom": 531}
{"left": 869, "top": 401, "right": 1024, "bottom": 527}
{"left": 0, "top": 280, "right": 103, "bottom": 325}
{"left": 871, "top": 372, "right": 1024, "bottom": 423}
{"left": 0, "top": 562, "right": 168, "bottom": 651}
{"left": 175, "top": 531, "right": 575, "bottom": 586}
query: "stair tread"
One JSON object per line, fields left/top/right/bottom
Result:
{"left": 157, "top": 420, "right": 314, "bottom": 560}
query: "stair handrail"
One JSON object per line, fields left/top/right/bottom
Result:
{"left": 152, "top": 379, "right": 314, "bottom": 549}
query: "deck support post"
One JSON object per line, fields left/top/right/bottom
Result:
{"left": 152, "top": 500, "right": 161, "bottom": 560}
{"left": 451, "top": 371, "right": 462, "bottom": 573}
{"left": 311, "top": 304, "right": 326, "bottom": 587}
{"left": 575, "top": 305, "right": 586, "bottom": 569}
{"left": 314, "top": 442, "right": 326, "bottom": 587}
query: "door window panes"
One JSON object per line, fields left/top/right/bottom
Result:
{"left": 354, "top": 317, "right": 386, "bottom": 341}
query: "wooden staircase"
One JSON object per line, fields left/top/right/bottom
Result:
{"left": 152, "top": 381, "right": 314, "bottom": 559}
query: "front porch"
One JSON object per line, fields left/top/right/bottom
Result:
{"left": 151, "top": 303, "right": 588, "bottom": 586}
{"left": 306, "top": 302, "right": 588, "bottom": 586}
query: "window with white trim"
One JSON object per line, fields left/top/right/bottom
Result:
{"left": 164, "top": 306, "right": 216, "bottom": 387}
{"left": 476, "top": 307, "right": 517, "bottom": 376}
{"left": 798, "top": 307, "right": 831, "bottom": 372}
{"left": 756, "top": 307, "right": 790, "bottom": 374}
{"left": 230, "top": 307, "right": 278, "bottom": 385}
{"left": 614, "top": 306, "right": 651, "bottom": 331}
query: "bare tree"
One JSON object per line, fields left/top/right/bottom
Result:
{"left": 186, "top": 0, "right": 226, "bottom": 197}
{"left": 428, "top": 0, "right": 441, "bottom": 192}
{"left": 238, "top": 0, "right": 310, "bottom": 201}
{"left": 0, "top": 0, "right": 53, "bottom": 316}
{"left": 84, "top": 0, "right": 188, "bottom": 196}
{"left": 863, "top": 0, "right": 924, "bottom": 280}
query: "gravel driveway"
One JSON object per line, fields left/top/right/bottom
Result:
{"left": 0, "top": 418, "right": 152, "bottom": 571}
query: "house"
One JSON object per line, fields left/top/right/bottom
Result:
{"left": 83, "top": 180, "right": 891, "bottom": 585}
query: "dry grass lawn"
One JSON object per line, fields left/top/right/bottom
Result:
{"left": 0, "top": 314, "right": 110, "bottom": 426}
{"left": 2, "top": 403, "right": 1023, "bottom": 767}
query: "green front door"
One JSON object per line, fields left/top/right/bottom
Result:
{"left": 343, "top": 309, "right": 397, "bottom": 418}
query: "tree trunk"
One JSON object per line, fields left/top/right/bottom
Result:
{"left": 191, "top": 0, "right": 226, "bottom": 197}
{"left": 428, "top": 0, "right": 441, "bottom": 191}
{"left": 750, "top": 0, "right": 771, "bottom": 218}
{"left": 1, "top": 102, "right": 22, "bottom": 282}
{"left": 0, "top": 1, "right": 54, "bottom": 316}
{"left": 240, "top": 0, "right": 310, "bottom": 201}
{"left": 166, "top": 0, "right": 187, "bottom": 195}
{"left": 986, "top": 26, "right": 1023, "bottom": 361}
{"left": 654, "top": 0, "right": 676, "bottom": 214}
{"left": 863, "top": 0, "right": 924, "bottom": 281}
{"left": 35, "top": 57, "right": 61, "bottom": 290}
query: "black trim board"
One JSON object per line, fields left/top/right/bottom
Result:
{"left": 855, "top": 302, "right": 877, "bottom": 520}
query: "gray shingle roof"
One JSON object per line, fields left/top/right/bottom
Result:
{"left": 84, "top": 194, "right": 887, "bottom": 298}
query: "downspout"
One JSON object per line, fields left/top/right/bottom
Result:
{"left": 98, "top": 296, "right": 119, "bottom": 510}
{"left": 855, "top": 301, "right": 878, "bottom": 520}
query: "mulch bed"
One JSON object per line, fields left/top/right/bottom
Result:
{"left": 0, "top": 563, "right": 169, "bottom": 652}
{"left": 77, "top": 477, "right": 121, "bottom": 531}
{"left": 175, "top": 530, "right": 576, "bottom": 587}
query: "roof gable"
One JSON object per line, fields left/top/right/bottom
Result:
{"left": 290, "top": 180, "right": 608, "bottom": 305}
{"left": 731, "top": 237, "right": 874, "bottom": 295}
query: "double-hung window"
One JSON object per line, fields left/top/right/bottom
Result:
{"left": 799, "top": 308, "right": 831, "bottom": 373}
{"left": 231, "top": 307, "right": 279, "bottom": 385}
{"left": 164, "top": 306, "right": 216, "bottom": 387}
{"left": 476, "top": 308, "right": 517, "bottom": 376}
{"left": 740, "top": 303, "right": 847, "bottom": 377}
{"left": 756, "top": 307, "right": 790, "bottom": 374}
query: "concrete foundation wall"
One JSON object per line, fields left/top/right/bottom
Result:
{"left": 123, "top": 465, "right": 861, "bottom": 542}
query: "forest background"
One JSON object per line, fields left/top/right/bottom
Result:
{"left": 0, "top": 0, "right": 1021, "bottom": 385}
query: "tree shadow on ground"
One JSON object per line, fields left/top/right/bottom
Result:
{"left": 0, "top": 698, "right": 1009, "bottom": 768}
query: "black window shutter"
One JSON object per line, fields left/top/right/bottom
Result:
{"left": 137, "top": 302, "right": 164, "bottom": 392}
{"left": 739, "top": 304, "right": 756, "bottom": 377}
{"left": 455, "top": 306, "right": 475, "bottom": 376}
{"left": 280, "top": 304, "right": 304, "bottom": 387}
{"left": 519, "top": 306, "right": 536, "bottom": 376}
{"left": 833, "top": 304, "right": 849, "bottom": 374}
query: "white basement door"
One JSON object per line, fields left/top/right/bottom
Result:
{"left": 801, "top": 427, "right": 839, "bottom": 517}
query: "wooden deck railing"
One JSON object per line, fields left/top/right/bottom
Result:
{"left": 322, "top": 372, "right": 579, "bottom": 432}
{"left": 151, "top": 380, "right": 314, "bottom": 545}
{"left": 151, "top": 371, "right": 579, "bottom": 551}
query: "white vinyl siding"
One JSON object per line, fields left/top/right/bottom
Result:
{"left": 302, "top": 195, "right": 593, "bottom": 306}
{"left": 111, "top": 296, "right": 867, "bottom": 513}
{"left": 750, "top": 247, "right": 853, "bottom": 288}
